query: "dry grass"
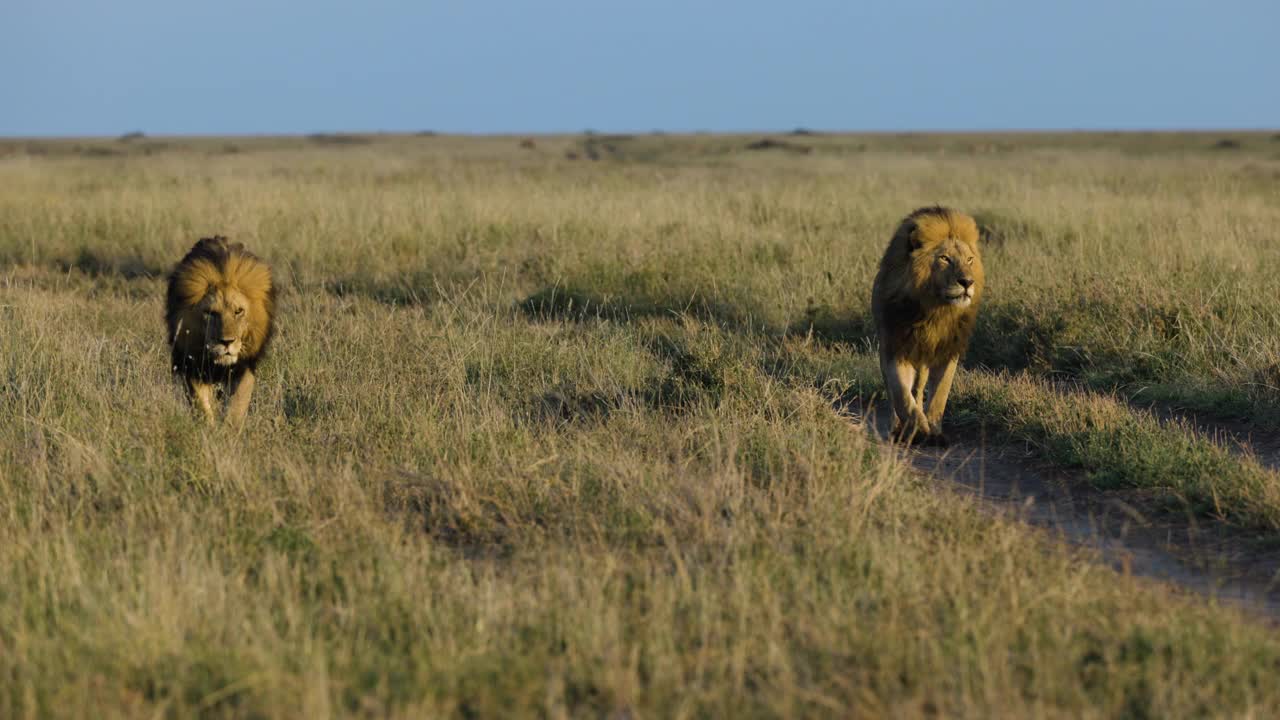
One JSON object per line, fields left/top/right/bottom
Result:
{"left": 2, "top": 132, "right": 1280, "bottom": 717}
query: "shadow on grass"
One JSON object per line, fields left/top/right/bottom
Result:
{"left": 54, "top": 247, "right": 165, "bottom": 280}
{"left": 517, "top": 275, "right": 1278, "bottom": 431}
{"left": 879, "top": 301, "right": 1268, "bottom": 427}
{"left": 793, "top": 296, "right": 1180, "bottom": 382}
{"left": 530, "top": 331, "right": 731, "bottom": 426}
{"left": 325, "top": 274, "right": 444, "bottom": 306}
{"left": 518, "top": 282, "right": 774, "bottom": 335}
{"left": 281, "top": 386, "right": 334, "bottom": 423}
{"left": 518, "top": 282, "right": 1109, "bottom": 375}
{"left": 324, "top": 266, "right": 492, "bottom": 306}
{"left": 784, "top": 301, "right": 876, "bottom": 349}
{"left": 390, "top": 332, "right": 742, "bottom": 551}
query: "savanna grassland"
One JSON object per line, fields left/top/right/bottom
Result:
{"left": 3, "top": 130, "right": 1280, "bottom": 718}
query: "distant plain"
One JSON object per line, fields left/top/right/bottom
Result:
{"left": 3, "top": 130, "right": 1280, "bottom": 717}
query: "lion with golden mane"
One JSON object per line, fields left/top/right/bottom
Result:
{"left": 165, "top": 236, "right": 276, "bottom": 427}
{"left": 871, "top": 206, "right": 983, "bottom": 444}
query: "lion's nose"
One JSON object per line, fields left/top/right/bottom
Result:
{"left": 957, "top": 276, "right": 974, "bottom": 289}
{"left": 220, "top": 338, "right": 237, "bottom": 346}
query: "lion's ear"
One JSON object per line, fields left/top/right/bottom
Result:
{"left": 899, "top": 220, "right": 922, "bottom": 251}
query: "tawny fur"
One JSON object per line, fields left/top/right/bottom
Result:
{"left": 165, "top": 236, "right": 276, "bottom": 427}
{"left": 870, "top": 207, "right": 984, "bottom": 443}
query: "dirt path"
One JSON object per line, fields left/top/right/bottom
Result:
{"left": 840, "top": 397, "right": 1280, "bottom": 621}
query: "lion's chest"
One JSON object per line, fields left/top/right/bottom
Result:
{"left": 900, "top": 307, "right": 977, "bottom": 364}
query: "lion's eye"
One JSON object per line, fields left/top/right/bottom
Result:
{"left": 235, "top": 307, "right": 245, "bottom": 316}
{"left": 939, "top": 256, "right": 951, "bottom": 266}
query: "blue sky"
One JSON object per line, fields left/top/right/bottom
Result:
{"left": 4, "top": 1, "right": 1277, "bottom": 136}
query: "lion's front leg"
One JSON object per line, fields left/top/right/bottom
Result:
{"left": 880, "top": 351, "right": 931, "bottom": 441}
{"left": 224, "top": 368, "right": 256, "bottom": 429}
{"left": 187, "top": 378, "right": 217, "bottom": 427}
{"left": 912, "top": 366, "right": 930, "bottom": 411}
{"left": 924, "top": 356, "right": 959, "bottom": 435}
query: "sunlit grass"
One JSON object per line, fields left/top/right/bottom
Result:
{"left": 2, "top": 132, "right": 1280, "bottom": 717}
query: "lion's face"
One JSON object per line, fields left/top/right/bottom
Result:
{"left": 167, "top": 237, "right": 275, "bottom": 375}
{"left": 890, "top": 207, "right": 984, "bottom": 313}
{"left": 195, "top": 286, "right": 253, "bottom": 366}
{"left": 925, "top": 237, "right": 983, "bottom": 308}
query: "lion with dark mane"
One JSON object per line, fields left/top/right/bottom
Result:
{"left": 871, "top": 207, "right": 984, "bottom": 445}
{"left": 165, "top": 236, "right": 276, "bottom": 426}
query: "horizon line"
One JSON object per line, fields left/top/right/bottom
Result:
{"left": 4, "top": 126, "right": 1279, "bottom": 141}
